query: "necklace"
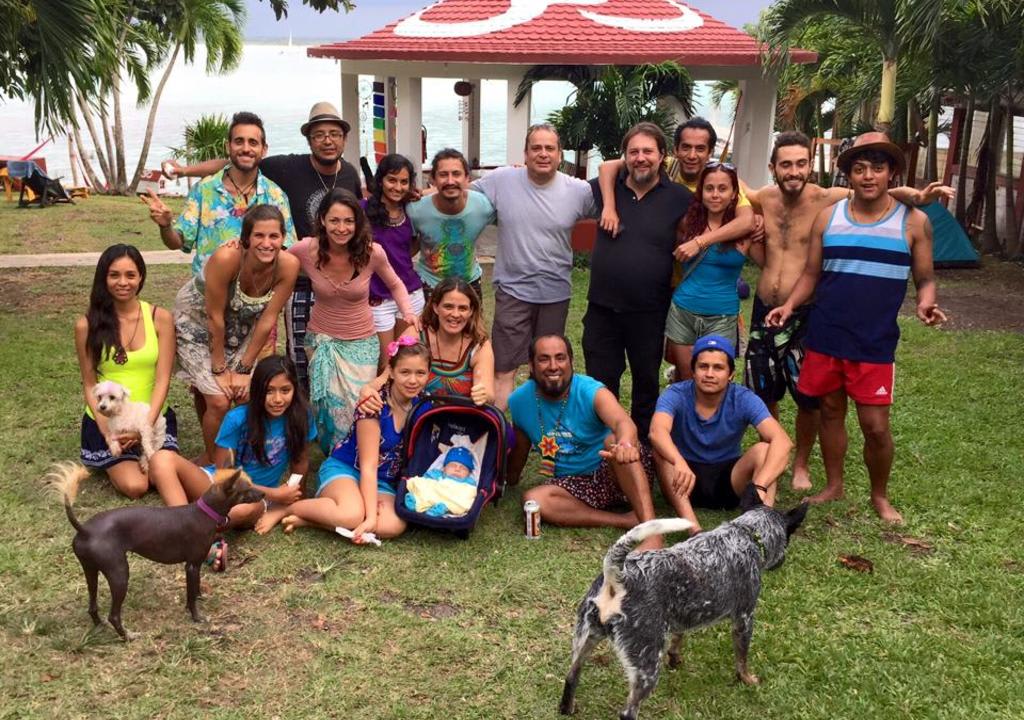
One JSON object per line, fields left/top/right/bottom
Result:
{"left": 312, "top": 157, "right": 340, "bottom": 195}
{"left": 431, "top": 329, "right": 467, "bottom": 365}
{"left": 239, "top": 257, "right": 276, "bottom": 300}
{"left": 385, "top": 207, "right": 406, "bottom": 227}
{"left": 113, "top": 304, "right": 142, "bottom": 365}
{"left": 535, "top": 383, "right": 571, "bottom": 477}
{"left": 849, "top": 196, "right": 893, "bottom": 225}
{"left": 224, "top": 169, "right": 257, "bottom": 217}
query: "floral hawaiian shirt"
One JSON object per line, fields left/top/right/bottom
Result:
{"left": 172, "top": 167, "right": 297, "bottom": 275}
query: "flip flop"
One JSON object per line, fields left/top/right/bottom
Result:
{"left": 204, "top": 538, "right": 228, "bottom": 572}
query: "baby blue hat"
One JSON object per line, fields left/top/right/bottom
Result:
{"left": 444, "top": 446, "right": 476, "bottom": 471}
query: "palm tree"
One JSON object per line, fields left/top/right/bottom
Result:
{"left": 515, "top": 63, "right": 695, "bottom": 160}
{"left": 128, "top": 0, "right": 244, "bottom": 191}
{"left": 763, "top": 0, "right": 944, "bottom": 129}
{"left": 0, "top": 0, "right": 111, "bottom": 136}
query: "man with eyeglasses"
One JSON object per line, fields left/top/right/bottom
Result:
{"left": 165, "top": 102, "right": 362, "bottom": 388}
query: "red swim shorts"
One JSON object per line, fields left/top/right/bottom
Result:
{"left": 797, "top": 349, "right": 895, "bottom": 405}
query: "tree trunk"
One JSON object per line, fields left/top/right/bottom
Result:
{"left": 955, "top": 94, "right": 976, "bottom": 224}
{"left": 130, "top": 42, "right": 181, "bottom": 192}
{"left": 876, "top": 56, "right": 898, "bottom": 128}
{"left": 98, "top": 103, "right": 117, "bottom": 189}
{"left": 1005, "top": 94, "right": 1019, "bottom": 256}
{"left": 75, "top": 92, "right": 112, "bottom": 188}
{"left": 67, "top": 132, "right": 80, "bottom": 188}
{"left": 70, "top": 119, "right": 104, "bottom": 190}
{"left": 980, "top": 96, "right": 1002, "bottom": 254}
{"left": 925, "top": 89, "right": 940, "bottom": 183}
{"left": 110, "top": 72, "right": 127, "bottom": 194}
{"left": 815, "top": 103, "right": 826, "bottom": 184}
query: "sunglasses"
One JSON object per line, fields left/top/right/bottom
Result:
{"left": 704, "top": 160, "right": 736, "bottom": 171}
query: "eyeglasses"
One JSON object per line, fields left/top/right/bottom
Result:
{"left": 705, "top": 160, "right": 736, "bottom": 171}
{"left": 310, "top": 130, "right": 346, "bottom": 142}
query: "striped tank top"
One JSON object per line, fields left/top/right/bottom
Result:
{"left": 806, "top": 199, "right": 910, "bottom": 363}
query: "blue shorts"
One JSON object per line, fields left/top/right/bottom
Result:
{"left": 317, "top": 456, "right": 397, "bottom": 497}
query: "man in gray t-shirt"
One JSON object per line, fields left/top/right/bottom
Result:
{"left": 473, "top": 124, "right": 595, "bottom": 408}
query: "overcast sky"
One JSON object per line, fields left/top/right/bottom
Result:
{"left": 245, "top": 0, "right": 774, "bottom": 40}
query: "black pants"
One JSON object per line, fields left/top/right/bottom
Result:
{"left": 582, "top": 302, "right": 667, "bottom": 439}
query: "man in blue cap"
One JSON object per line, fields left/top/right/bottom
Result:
{"left": 648, "top": 334, "right": 793, "bottom": 532}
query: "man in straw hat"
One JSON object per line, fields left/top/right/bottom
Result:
{"left": 741, "top": 131, "right": 951, "bottom": 494}
{"left": 165, "top": 101, "right": 362, "bottom": 388}
{"left": 765, "top": 131, "right": 947, "bottom": 524}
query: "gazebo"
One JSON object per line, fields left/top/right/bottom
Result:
{"left": 309, "top": 0, "right": 816, "bottom": 187}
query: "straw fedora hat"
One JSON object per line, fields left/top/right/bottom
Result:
{"left": 300, "top": 101, "right": 351, "bottom": 137}
{"left": 836, "top": 131, "right": 905, "bottom": 176}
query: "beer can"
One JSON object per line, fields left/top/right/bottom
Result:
{"left": 524, "top": 499, "right": 541, "bottom": 539}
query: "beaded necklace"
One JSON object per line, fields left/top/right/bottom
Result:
{"left": 535, "top": 382, "right": 571, "bottom": 477}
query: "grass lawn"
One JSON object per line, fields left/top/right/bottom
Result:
{"left": 0, "top": 195, "right": 182, "bottom": 254}
{"left": 1, "top": 200, "right": 1023, "bottom": 719}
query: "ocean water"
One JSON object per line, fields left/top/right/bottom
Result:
{"left": 0, "top": 43, "right": 730, "bottom": 188}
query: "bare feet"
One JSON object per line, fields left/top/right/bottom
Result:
{"left": 791, "top": 465, "right": 813, "bottom": 492}
{"left": 281, "top": 514, "right": 309, "bottom": 534}
{"left": 871, "top": 495, "right": 904, "bottom": 524}
{"left": 255, "top": 505, "right": 292, "bottom": 535}
{"left": 808, "top": 485, "right": 844, "bottom": 505}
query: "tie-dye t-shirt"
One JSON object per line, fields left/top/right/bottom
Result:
{"left": 407, "top": 191, "right": 495, "bottom": 287}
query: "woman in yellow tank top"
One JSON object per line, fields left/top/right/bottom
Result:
{"left": 74, "top": 245, "right": 178, "bottom": 499}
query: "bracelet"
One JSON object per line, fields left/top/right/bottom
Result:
{"left": 234, "top": 362, "right": 253, "bottom": 375}
{"left": 211, "top": 364, "right": 227, "bottom": 376}
{"left": 695, "top": 238, "right": 705, "bottom": 250}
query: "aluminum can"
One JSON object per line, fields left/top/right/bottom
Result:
{"left": 524, "top": 499, "right": 541, "bottom": 539}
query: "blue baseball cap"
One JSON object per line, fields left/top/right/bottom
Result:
{"left": 690, "top": 334, "right": 736, "bottom": 370}
{"left": 444, "top": 446, "right": 475, "bottom": 472}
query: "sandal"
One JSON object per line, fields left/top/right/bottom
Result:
{"left": 204, "top": 538, "right": 228, "bottom": 572}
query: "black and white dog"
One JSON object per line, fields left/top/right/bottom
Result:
{"left": 559, "top": 486, "right": 808, "bottom": 720}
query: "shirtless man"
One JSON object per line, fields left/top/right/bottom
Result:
{"left": 743, "top": 131, "right": 951, "bottom": 491}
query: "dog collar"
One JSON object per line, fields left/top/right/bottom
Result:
{"left": 196, "top": 497, "right": 229, "bottom": 530}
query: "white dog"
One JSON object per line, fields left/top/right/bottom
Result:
{"left": 92, "top": 381, "right": 167, "bottom": 470}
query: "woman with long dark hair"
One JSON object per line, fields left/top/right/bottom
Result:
{"left": 74, "top": 244, "right": 178, "bottom": 498}
{"left": 149, "top": 355, "right": 317, "bottom": 541}
{"left": 665, "top": 162, "right": 750, "bottom": 380}
{"left": 287, "top": 188, "right": 418, "bottom": 452}
{"left": 363, "top": 154, "right": 425, "bottom": 369}
{"left": 173, "top": 204, "right": 300, "bottom": 464}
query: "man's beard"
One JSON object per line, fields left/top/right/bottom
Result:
{"left": 774, "top": 172, "right": 808, "bottom": 197}
{"left": 630, "top": 166, "right": 656, "bottom": 186}
{"left": 534, "top": 371, "right": 572, "bottom": 398}
{"left": 311, "top": 148, "right": 340, "bottom": 167}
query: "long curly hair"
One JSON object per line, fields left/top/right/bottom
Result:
{"left": 315, "top": 188, "right": 372, "bottom": 271}
{"left": 678, "top": 163, "right": 740, "bottom": 251}
{"left": 86, "top": 244, "right": 147, "bottom": 370}
{"left": 419, "top": 277, "right": 488, "bottom": 346}
{"left": 245, "top": 355, "right": 309, "bottom": 466}
{"left": 364, "top": 154, "right": 415, "bottom": 228}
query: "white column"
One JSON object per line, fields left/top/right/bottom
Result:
{"left": 394, "top": 75, "right": 424, "bottom": 184}
{"left": 340, "top": 69, "right": 360, "bottom": 168}
{"left": 506, "top": 76, "right": 531, "bottom": 166}
{"left": 731, "top": 75, "right": 778, "bottom": 188}
{"left": 461, "top": 79, "right": 482, "bottom": 169}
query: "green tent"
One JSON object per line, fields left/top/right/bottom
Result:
{"left": 921, "top": 201, "right": 980, "bottom": 268}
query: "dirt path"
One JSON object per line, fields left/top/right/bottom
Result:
{"left": 902, "top": 260, "right": 1024, "bottom": 333}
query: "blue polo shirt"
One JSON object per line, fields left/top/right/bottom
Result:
{"left": 654, "top": 381, "right": 770, "bottom": 464}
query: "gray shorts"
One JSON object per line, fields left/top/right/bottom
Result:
{"left": 491, "top": 287, "right": 570, "bottom": 372}
{"left": 664, "top": 303, "right": 738, "bottom": 347}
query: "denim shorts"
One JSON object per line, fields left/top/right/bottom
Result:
{"left": 317, "top": 456, "right": 397, "bottom": 497}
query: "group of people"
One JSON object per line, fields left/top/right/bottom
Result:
{"left": 75, "top": 100, "right": 948, "bottom": 567}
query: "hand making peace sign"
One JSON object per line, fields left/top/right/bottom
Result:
{"left": 139, "top": 188, "right": 172, "bottom": 228}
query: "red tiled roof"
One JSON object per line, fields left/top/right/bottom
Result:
{"left": 309, "top": 0, "right": 817, "bottom": 66}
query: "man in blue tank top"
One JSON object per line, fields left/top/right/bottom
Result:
{"left": 766, "top": 133, "right": 947, "bottom": 523}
